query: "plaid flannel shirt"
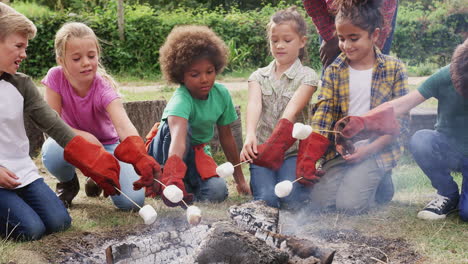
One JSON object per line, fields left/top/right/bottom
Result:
{"left": 302, "top": 0, "right": 398, "bottom": 49}
{"left": 311, "top": 48, "right": 409, "bottom": 171}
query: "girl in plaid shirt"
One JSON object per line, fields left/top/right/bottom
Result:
{"left": 306, "top": 0, "right": 409, "bottom": 213}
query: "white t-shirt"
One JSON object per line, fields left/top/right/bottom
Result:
{"left": 0, "top": 79, "right": 40, "bottom": 188}
{"left": 348, "top": 66, "right": 372, "bottom": 116}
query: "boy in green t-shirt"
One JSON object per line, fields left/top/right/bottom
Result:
{"left": 335, "top": 40, "right": 468, "bottom": 222}
{"left": 146, "top": 25, "right": 250, "bottom": 207}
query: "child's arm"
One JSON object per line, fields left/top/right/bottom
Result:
{"left": 281, "top": 84, "right": 317, "bottom": 121}
{"left": 107, "top": 98, "right": 162, "bottom": 191}
{"left": 106, "top": 98, "right": 139, "bottom": 140}
{"left": 0, "top": 166, "right": 20, "bottom": 189}
{"left": 167, "top": 116, "right": 189, "bottom": 158}
{"left": 218, "top": 124, "right": 251, "bottom": 195}
{"left": 240, "top": 80, "right": 262, "bottom": 162}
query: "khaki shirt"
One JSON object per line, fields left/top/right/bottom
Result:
{"left": 249, "top": 59, "right": 319, "bottom": 158}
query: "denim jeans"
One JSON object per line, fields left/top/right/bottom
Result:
{"left": 250, "top": 156, "right": 310, "bottom": 209}
{"left": 0, "top": 178, "right": 71, "bottom": 241}
{"left": 309, "top": 156, "right": 386, "bottom": 213}
{"left": 42, "top": 138, "right": 145, "bottom": 210}
{"left": 148, "top": 122, "right": 228, "bottom": 202}
{"left": 409, "top": 129, "right": 468, "bottom": 221}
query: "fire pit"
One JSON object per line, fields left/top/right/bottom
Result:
{"left": 49, "top": 201, "right": 420, "bottom": 264}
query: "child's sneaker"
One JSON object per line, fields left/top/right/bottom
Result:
{"left": 417, "top": 194, "right": 459, "bottom": 220}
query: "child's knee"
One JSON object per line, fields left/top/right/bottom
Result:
{"left": 112, "top": 194, "right": 144, "bottom": 211}
{"left": 336, "top": 195, "right": 369, "bottom": 214}
{"left": 20, "top": 222, "right": 46, "bottom": 241}
{"left": 46, "top": 212, "right": 72, "bottom": 233}
{"left": 200, "top": 177, "right": 228, "bottom": 202}
{"left": 409, "top": 130, "right": 436, "bottom": 156}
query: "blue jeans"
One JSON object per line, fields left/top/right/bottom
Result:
{"left": 148, "top": 122, "right": 228, "bottom": 202}
{"left": 0, "top": 178, "right": 71, "bottom": 241}
{"left": 409, "top": 130, "right": 468, "bottom": 221}
{"left": 41, "top": 138, "right": 145, "bottom": 210}
{"left": 250, "top": 156, "right": 310, "bottom": 209}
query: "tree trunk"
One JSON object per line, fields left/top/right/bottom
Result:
{"left": 117, "top": 0, "right": 125, "bottom": 41}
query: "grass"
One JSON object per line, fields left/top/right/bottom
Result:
{"left": 3, "top": 78, "right": 465, "bottom": 264}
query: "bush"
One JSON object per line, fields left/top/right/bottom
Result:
{"left": 393, "top": 0, "right": 466, "bottom": 67}
{"left": 16, "top": 0, "right": 466, "bottom": 78}
{"left": 18, "top": 3, "right": 321, "bottom": 78}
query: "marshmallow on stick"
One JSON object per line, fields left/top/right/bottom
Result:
{"left": 274, "top": 180, "right": 293, "bottom": 198}
{"left": 216, "top": 162, "right": 235, "bottom": 178}
{"left": 186, "top": 205, "right": 202, "bottom": 225}
{"left": 292, "top": 123, "right": 313, "bottom": 140}
{"left": 163, "top": 185, "right": 184, "bottom": 204}
{"left": 139, "top": 204, "right": 158, "bottom": 225}
{"left": 114, "top": 187, "right": 158, "bottom": 225}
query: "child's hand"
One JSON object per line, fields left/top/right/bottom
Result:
{"left": 0, "top": 167, "right": 20, "bottom": 189}
{"left": 236, "top": 181, "right": 251, "bottom": 196}
{"left": 342, "top": 144, "right": 372, "bottom": 164}
{"left": 240, "top": 135, "right": 258, "bottom": 162}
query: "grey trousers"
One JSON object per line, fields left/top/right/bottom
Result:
{"left": 309, "top": 156, "right": 386, "bottom": 213}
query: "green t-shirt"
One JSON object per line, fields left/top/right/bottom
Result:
{"left": 418, "top": 65, "right": 468, "bottom": 155}
{"left": 162, "top": 82, "right": 238, "bottom": 145}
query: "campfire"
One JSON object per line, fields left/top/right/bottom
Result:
{"left": 52, "top": 201, "right": 420, "bottom": 264}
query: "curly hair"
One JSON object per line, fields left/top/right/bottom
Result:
{"left": 450, "top": 38, "right": 468, "bottom": 98}
{"left": 159, "top": 25, "right": 228, "bottom": 84}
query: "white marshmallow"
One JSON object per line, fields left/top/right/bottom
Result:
{"left": 163, "top": 185, "right": 184, "bottom": 204}
{"left": 292, "top": 123, "right": 313, "bottom": 140}
{"left": 274, "top": 180, "right": 293, "bottom": 198}
{"left": 138, "top": 205, "right": 158, "bottom": 225}
{"left": 186, "top": 205, "right": 202, "bottom": 225}
{"left": 216, "top": 162, "right": 234, "bottom": 178}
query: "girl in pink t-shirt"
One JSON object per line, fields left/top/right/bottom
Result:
{"left": 41, "top": 22, "right": 160, "bottom": 210}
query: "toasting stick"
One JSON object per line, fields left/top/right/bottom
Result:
{"left": 216, "top": 159, "right": 252, "bottom": 178}
{"left": 153, "top": 178, "right": 202, "bottom": 225}
{"left": 114, "top": 187, "right": 157, "bottom": 225}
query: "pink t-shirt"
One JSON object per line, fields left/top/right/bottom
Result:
{"left": 42, "top": 66, "right": 120, "bottom": 145}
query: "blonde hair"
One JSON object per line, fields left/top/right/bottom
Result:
{"left": 55, "top": 22, "right": 118, "bottom": 91}
{"left": 0, "top": 2, "right": 37, "bottom": 42}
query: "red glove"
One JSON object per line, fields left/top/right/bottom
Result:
{"left": 193, "top": 143, "right": 218, "bottom": 181}
{"left": 254, "top": 118, "right": 297, "bottom": 170}
{"left": 114, "top": 136, "right": 162, "bottom": 191}
{"left": 296, "top": 132, "right": 330, "bottom": 186}
{"left": 336, "top": 102, "right": 400, "bottom": 140}
{"left": 160, "top": 155, "right": 194, "bottom": 207}
{"left": 64, "top": 136, "right": 120, "bottom": 197}
{"left": 144, "top": 122, "right": 160, "bottom": 151}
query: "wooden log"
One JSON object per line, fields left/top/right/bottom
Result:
{"left": 230, "top": 201, "right": 335, "bottom": 264}
{"left": 195, "top": 221, "right": 289, "bottom": 264}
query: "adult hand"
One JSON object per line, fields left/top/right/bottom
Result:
{"left": 240, "top": 134, "right": 258, "bottom": 162}
{"left": 0, "top": 167, "right": 20, "bottom": 189}
{"left": 320, "top": 35, "right": 341, "bottom": 69}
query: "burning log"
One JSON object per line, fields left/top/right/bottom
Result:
{"left": 230, "top": 201, "right": 336, "bottom": 264}
{"left": 195, "top": 221, "right": 289, "bottom": 264}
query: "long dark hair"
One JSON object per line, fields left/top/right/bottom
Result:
{"left": 332, "top": 0, "right": 383, "bottom": 35}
